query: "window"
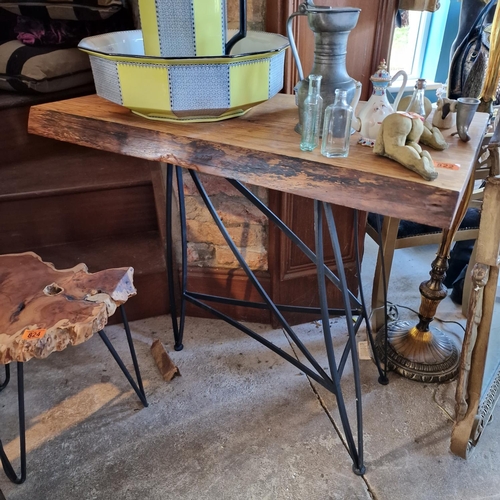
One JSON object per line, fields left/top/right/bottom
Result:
{"left": 388, "top": 0, "right": 459, "bottom": 91}
{"left": 390, "top": 10, "right": 432, "bottom": 80}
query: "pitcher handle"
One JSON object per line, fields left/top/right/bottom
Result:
{"left": 287, "top": 11, "right": 305, "bottom": 81}
{"left": 391, "top": 70, "right": 408, "bottom": 111}
{"left": 351, "top": 81, "right": 363, "bottom": 132}
{"left": 225, "top": 0, "right": 247, "bottom": 55}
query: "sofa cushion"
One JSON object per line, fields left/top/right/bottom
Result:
{"left": 0, "top": 0, "right": 122, "bottom": 21}
{"left": 0, "top": 39, "right": 92, "bottom": 92}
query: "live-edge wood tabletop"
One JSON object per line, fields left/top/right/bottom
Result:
{"left": 27, "top": 93, "right": 489, "bottom": 228}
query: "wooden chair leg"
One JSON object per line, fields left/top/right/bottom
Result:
{"left": 371, "top": 216, "right": 400, "bottom": 332}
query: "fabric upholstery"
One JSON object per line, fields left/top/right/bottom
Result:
{"left": 0, "top": 0, "right": 123, "bottom": 21}
{"left": 0, "top": 39, "right": 92, "bottom": 92}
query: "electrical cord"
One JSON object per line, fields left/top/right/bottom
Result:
{"left": 369, "top": 301, "right": 466, "bottom": 334}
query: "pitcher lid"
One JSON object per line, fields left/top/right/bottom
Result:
{"left": 370, "top": 60, "right": 392, "bottom": 84}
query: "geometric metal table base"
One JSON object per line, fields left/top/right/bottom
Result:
{"left": 165, "top": 164, "right": 388, "bottom": 476}
{"left": 375, "top": 320, "right": 460, "bottom": 383}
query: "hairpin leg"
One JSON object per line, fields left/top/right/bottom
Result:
{"left": 99, "top": 309, "right": 148, "bottom": 407}
{"left": 0, "top": 363, "right": 26, "bottom": 484}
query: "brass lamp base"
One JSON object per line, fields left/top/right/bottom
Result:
{"left": 375, "top": 320, "right": 460, "bottom": 383}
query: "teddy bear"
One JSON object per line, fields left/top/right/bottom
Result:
{"left": 374, "top": 111, "right": 448, "bottom": 181}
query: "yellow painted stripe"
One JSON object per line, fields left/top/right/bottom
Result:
{"left": 138, "top": 0, "right": 161, "bottom": 56}
{"left": 118, "top": 63, "right": 171, "bottom": 113}
{"left": 230, "top": 60, "right": 270, "bottom": 108}
{"left": 192, "top": 0, "right": 224, "bottom": 56}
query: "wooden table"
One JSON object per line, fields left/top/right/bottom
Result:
{"left": 27, "top": 93, "right": 489, "bottom": 473}
{"left": 28, "top": 94, "right": 486, "bottom": 228}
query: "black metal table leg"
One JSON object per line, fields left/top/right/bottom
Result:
{"left": 119, "top": 306, "right": 147, "bottom": 401}
{"left": 99, "top": 317, "right": 148, "bottom": 407}
{"left": 0, "top": 363, "right": 26, "bottom": 484}
{"left": 319, "top": 201, "right": 365, "bottom": 475}
{"left": 372, "top": 213, "right": 390, "bottom": 384}
{"left": 167, "top": 168, "right": 388, "bottom": 473}
{"left": 353, "top": 211, "right": 389, "bottom": 386}
{"left": 166, "top": 164, "right": 187, "bottom": 351}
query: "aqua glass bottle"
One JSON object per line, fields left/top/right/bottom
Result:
{"left": 405, "top": 78, "right": 427, "bottom": 118}
{"left": 321, "top": 89, "right": 353, "bottom": 158}
{"left": 300, "top": 75, "right": 323, "bottom": 151}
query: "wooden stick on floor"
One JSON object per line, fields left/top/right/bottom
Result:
{"left": 151, "top": 339, "right": 181, "bottom": 381}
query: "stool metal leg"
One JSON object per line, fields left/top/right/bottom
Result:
{"left": 119, "top": 306, "right": 146, "bottom": 399}
{"left": 0, "top": 365, "right": 10, "bottom": 392}
{"left": 0, "top": 363, "right": 26, "bottom": 484}
{"left": 98, "top": 320, "right": 148, "bottom": 407}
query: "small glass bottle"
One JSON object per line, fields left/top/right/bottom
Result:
{"left": 321, "top": 89, "right": 353, "bottom": 158}
{"left": 300, "top": 74, "right": 323, "bottom": 151}
{"left": 405, "top": 78, "right": 427, "bottom": 118}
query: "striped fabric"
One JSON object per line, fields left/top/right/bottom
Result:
{"left": 0, "top": 39, "right": 93, "bottom": 92}
{"left": 0, "top": 0, "right": 123, "bottom": 21}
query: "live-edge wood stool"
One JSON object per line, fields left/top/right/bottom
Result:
{"left": 0, "top": 252, "right": 148, "bottom": 484}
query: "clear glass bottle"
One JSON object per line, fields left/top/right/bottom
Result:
{"left": 300, "top": 74, "right": 323, "bottom": 151}
{"left": 405, "top": 78, "right": 427, "bottom": 117}
{"left": 321, "top": 89, "right": 353, "bottom": 158}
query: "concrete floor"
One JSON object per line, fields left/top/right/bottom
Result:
{"left": 1, "top": 237, "right": 500, "bottom": 499}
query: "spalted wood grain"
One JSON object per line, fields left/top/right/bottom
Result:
{"left": 28, "top": 94, "right": 488, "bottom": 228}
{"left": 0, "top": 252, "right": 136, "bottom": 364}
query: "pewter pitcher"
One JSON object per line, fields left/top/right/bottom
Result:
{"left": 287, "top": 1, "right": 361, "bottom": 133}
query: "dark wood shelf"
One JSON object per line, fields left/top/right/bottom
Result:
{"left": 33, "top": 230, "right": 164, "bottom": 274}
{"left": 0, "top": 143, "right": 153, "bottom": 202}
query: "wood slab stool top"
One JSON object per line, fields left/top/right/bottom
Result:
{"left": 0, "top": 252, "right": 136, "bottom": 364}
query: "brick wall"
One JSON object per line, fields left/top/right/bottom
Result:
{"left": 183, "top": 174, "right": 269, "bottom": 271}
{"left": 228, "top": 0, "right": 266, "bottom": 30}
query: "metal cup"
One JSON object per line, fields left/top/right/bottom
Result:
{"left": 456, "top": 97, "right": 480, "bottom": 142}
